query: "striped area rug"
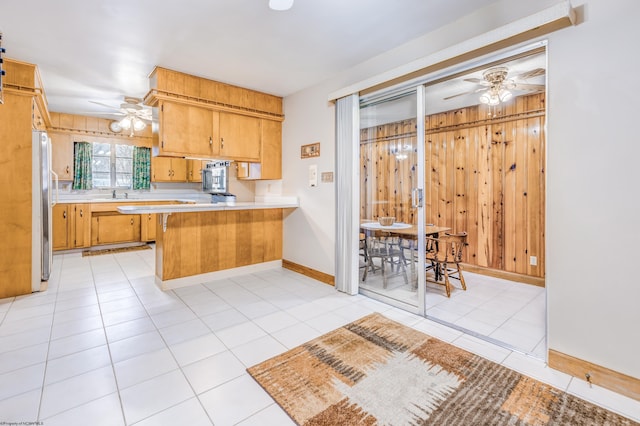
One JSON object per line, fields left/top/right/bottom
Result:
{"left": 248, "top": 313, "right": 638, "bottom": 425}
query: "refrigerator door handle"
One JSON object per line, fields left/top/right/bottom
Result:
{"left": 50, "top": 170, "right": 58, "bottom": 206}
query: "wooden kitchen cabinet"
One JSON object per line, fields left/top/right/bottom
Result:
{"left": 151, "top": 157, "right": 187, "bottom": 182}
{"left": 140, "top": 213, "right": 157, "bottom": 242}
{"left": 33, "top": 100, "right": 46, "bottom": 130}
{"left": 91, "top": 213, "right": 141, "bottom": 245}
{"left": 52, "top": 203, "right": 71, "bottom": 250}
{"left": 259, "top": 119, "right": 282, "bottom": 179}
{"left": 237, "top": 119, "right": 282, "bottom": 180}
{"left": 50, "top": 132, "right": 74, "bottom": 181}
{"left": 219, "top": 112, "right": 261, "bottom": 161}
{"left": 156, "top": 101, "right": 220, "bottom": 158}
{"left": 53, "top": 203, "right": 92, "bottom": 250}
{"left": 187, "top": 159, "right": 209, "bottom": 182}
{"left": 72, "top": 204, "right": 91, "bottom": 248}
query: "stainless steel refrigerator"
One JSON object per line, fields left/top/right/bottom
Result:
{"left": 32, "top": 130, "right": 56, "bottom": 292}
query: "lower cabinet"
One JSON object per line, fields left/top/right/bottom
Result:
{"left": 72, "top": 204, "right": 91, "bottom": 248}
{"left": 52, "top": 204, "right": 71, "bottom": 250}
{"left": 53, "top": 203, "right": 92, "bottom": 250}
{"left": 140, "top": 213, "right": 157, "bottom": 242}
{"left": 53, "top": 201, "right": 179, "bottom": 251}
{"left": 91, "top": 213, "right": 141, "bottom": 246}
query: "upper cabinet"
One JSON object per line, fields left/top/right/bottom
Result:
{"left": 219, "top": 112, "right": 260, "bottom": 162}
{"left": 259, "top": 119, "right": 282, "bottom": 180}
{"left": 50, "top": 132, "right": 74, "bottom": 181}
{"left": 156, "top": 101, "right": 220, "bottom": 158}
{"left": 187, "top": 159, "right": 208, "bottom": 183}
{"left": 146, "top": 67, "right": 283, "bottom": 176}
{"left": 151, "top": 157, "right": 187, "bottom": 182}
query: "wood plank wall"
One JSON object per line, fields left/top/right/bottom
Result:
{"left": 360, "top": 93, "right": 546, "bottom": 278}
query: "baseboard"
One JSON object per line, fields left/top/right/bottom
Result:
{"left": 548, "top": 349, "right": 640, "bottom": 401}
{"left": 282, "top": 259, "right": 335, "bottom": 286}
{"left": 461, "top": 263, "right": 545, "bottom": 287}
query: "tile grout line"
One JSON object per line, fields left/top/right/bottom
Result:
{"left": 115, "top": 252, "right": 216, "bottom": 425}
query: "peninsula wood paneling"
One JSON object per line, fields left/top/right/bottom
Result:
{"left": 360, "top": 93, "right": 546, "bottom": 279}
{"left": 156, "top": 209, "right": 283, "bottom": 281}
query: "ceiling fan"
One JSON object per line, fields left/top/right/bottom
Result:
{"left": 89, "top": 97, "right": 152, "bottom": 136}
{"left": 445, "top": 66, "right": 546, "bottom": 105}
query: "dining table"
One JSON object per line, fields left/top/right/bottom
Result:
{"left": 360, "top": 221, "right": 451, "bottom": 286}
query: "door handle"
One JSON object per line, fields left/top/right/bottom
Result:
{"left": 221, "top": 137, "right": 224, "bottom": 149}
{"left": 130, "top": 218, "right": 134, "bottom": 225}
{"left": 80, "top": 209, "right": 83, "bottom": 217}
{"left": 209, "top": 136, "right": 213, "bottom": 146}
{"left": 63, "top": 210, "right": 66, "bottom": 219}
{"left": 411, "top": 188, "right": 423, "bottom": 208}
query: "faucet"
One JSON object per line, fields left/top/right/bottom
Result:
{"left": 112, "top": 189, "right": 116, "bottom": 199}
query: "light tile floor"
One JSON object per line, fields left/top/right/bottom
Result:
{"left": 0, "top": 247, "right": 637, "bottom": 425}
{"left": 360, "top": 262, "right": 546, "bottom": 357}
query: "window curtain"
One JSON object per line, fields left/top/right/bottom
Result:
{"left": 132, "top": 146, "right": 151, "bottom": 190}
{"left": 335, "top": 94, "right": 360, "bottom": 295}
{"left": 72, "top": 142, "right": 93, "bottom": 190}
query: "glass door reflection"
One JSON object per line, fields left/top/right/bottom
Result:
{"left": 359, "top": 90, "right": 424, "bottom": 312}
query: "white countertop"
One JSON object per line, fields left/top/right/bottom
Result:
{"left": 62, "top": 198, "right": 199, "bottom": 204}
{"left": 117, "top": 200, "right": 299, "bottom": 214}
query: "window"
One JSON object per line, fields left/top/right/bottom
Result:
{"left": 92, "top": 143, "right": 134, "bottom": 188}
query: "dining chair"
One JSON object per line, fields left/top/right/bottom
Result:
{"left": 362, "top": 234, "right": 408, "bottom": 288}
{"left": 359, "top": 233, "right": 369, "bottom": 270}
{"left": 425, "top": 231, "right": 467, "bottom": 297}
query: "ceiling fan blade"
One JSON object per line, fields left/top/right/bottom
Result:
{"left": 463, "top": 78, "right": 489, "bottom": 85}
{"left": 443, "top": 87, "right": 488, "bottom": 100}
{"left": 510, "top": 83, "right": 545, "bottom": 91}
{"left": 89, "top": 100, "right": 124, "bottom": 113}
{"left": 512, "top": 68, "right": 546, "bottom": 80}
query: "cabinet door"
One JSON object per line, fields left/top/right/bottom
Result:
{"left": 151, "top": 157, "right": 173, "bottom": 182}
{"left": 72, "top": 204, "right": 91, "bottom": 248}
{"left": 260, "top": 119, "right": 282, "bottom": 180}
{"left": 219, "top": 112, "right": 261, "bottom": 161}
{"left": 171, "top": 158, "right": 187, "bottom": 181}
{"left": 91, "top": 214, "right": 141, "bottom": 245}
{"left": 159, "top": 101, "right": 218, "bottom": 157}
{"left": 140, "top": 213, "right": 157, "bottom": 242}
{"left": 152, "top": 157, "right": 187, "bottom": 182}
{"left": 50, "top": 133, "right": 74, "bottom": 181}
{"left": 187, "top": 159, "right": 208, "bottom": 182}
{"left": 52, "top": 204, "right": 70, "bottom": 251}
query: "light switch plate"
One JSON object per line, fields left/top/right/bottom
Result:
{"left": 309, "top": 164, "right": 318, "bottom": 187}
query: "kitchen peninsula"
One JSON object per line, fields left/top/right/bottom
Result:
{"left": 118, "top": 199, "right": 298, "bottom": 289}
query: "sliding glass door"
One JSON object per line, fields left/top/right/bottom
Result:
{"left": 358, "top": 89, "right": 426, "bottom": 314}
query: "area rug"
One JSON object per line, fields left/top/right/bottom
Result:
{"left": 248, "top": 313, "right": 638, "bottom": 425}
{"left": 82, "top": 244, "right": 151, "bottom": 257}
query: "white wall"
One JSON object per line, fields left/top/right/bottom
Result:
{"left": 282, "top": 0, "right": 640, "bottom": 379}
{"left": 546, "top": 0, "right": 640, "bottom": 378}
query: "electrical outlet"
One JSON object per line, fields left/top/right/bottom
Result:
{"left": 530, "top": 256, "right": 537, "bottom": 266}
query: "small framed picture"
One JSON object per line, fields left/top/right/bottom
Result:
{"left": 301, "top": 142, "right": 320, "bottom": 158}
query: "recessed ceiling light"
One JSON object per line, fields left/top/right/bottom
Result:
{"left": 269, "top": 0, "right": 294, "bottom": 11}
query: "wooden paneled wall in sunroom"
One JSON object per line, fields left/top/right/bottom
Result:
{"left": 360, "top": 93, "right": 545, "bottom": 279}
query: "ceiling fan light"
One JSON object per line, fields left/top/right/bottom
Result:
{"left": 119, "top": 116, "right": 132, "bottom": 130}
{"left": 269, "top": 0, "right": 294, "bottom": 11}
{"left": 479, "top": 92, "right": 491, "bottom": 105}
{"left": 499, "top": 89, "right": 512, "bottom": 102}
{"left": 133, "top": 117, "right": 146, "bottom": 132}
